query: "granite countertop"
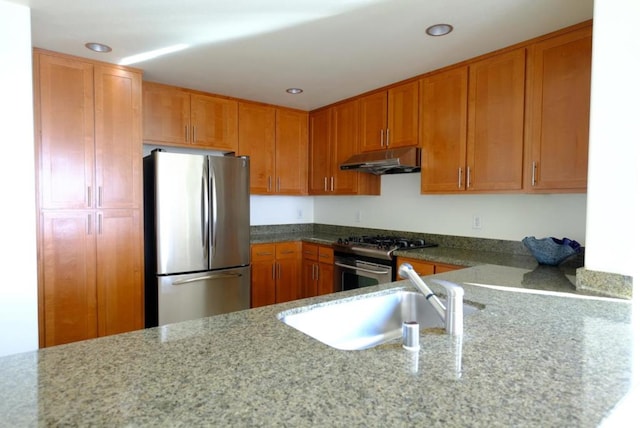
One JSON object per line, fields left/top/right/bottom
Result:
{"left": 0, "top": 265, "right": 633, "bottom": 427}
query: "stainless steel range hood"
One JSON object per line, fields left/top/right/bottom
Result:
{"left": 339, "top": 147, "right": 421, "bottom": 175}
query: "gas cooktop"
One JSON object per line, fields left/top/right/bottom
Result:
{"left": 333, "top": 235, "right": 437, "bottom": 260}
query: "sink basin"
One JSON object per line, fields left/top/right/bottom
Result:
{"left": 277, "top": 289, "right": 479, "bottom": 350}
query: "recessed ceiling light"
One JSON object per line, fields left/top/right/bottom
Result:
{"left": 286, "top": 88, "right": 303, "bottom": 94}
{"left": 85, "top": 42, "right": 112, "bottom": 53}
{"left": 426, "top": 24, "right": 453, "bottom": 37}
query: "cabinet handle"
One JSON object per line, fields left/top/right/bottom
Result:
{"left": 272, "top": 263, "right": 276, "bottom": 280}
{"left": 314, "top": 264, "right": 319, "bottom": 281}
{"left": 267, "top": 176, "right": 272, "bottom": 192}
{"left": 87, "top": 213, "right": 92, "bottom": 235}
{"left": 280, "top": 250, "right": 294, "bottom": 255}
{"left": 185, "top": 125, "right": 189, "bottom": 143}
{"left": 277, "top": 263, "right": 281, "bottom": 280}
{"left": 97, "top": 212, "right": 103, "bottom": 234}
{"left": 330, "top": 176, "right": 334, "bottom": 192}
{"left": 277, "top": 177, "right": 281, "bottom": 192}
{"left": 192, "top": 126, "right": 196, "bottom": 143}
{"left": 386, "top": 128, "right": 390, "bottom": 147}
{"left": 87, "top": 186, "right": 92, "bottom": 207}
{"left": 457, "top": 168, "right": 463, "bottom": 189}
{"left": 466, "top": 166, "right": 471, "bottom": 189}
{"left": 324, "top": 176, "right": 328, "bottom": 192}
{"left": 531, "top": 162, "right": 537, "bottom": 187}
{"left": 380, "top": 129, "right": 384, "bottom": 147}
{"left": 256, "top": 251, "right": 273, "bottom": 256}
{"left": 98, "top": 186, "right": 103, "bottom": 207}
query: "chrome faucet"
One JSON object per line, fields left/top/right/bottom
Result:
{"left": 397, "top": 263, "right": 464, "bottom": 336}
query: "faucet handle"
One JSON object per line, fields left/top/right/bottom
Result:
{"left": 431, "top": 279, "right": 464, "bottom": 337}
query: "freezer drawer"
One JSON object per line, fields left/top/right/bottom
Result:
{"left": 154, "top": 266, "right": 250, "bottom": 326}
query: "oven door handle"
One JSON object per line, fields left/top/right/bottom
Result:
{"left": 334, "top": 261, "right": 390, "bottom": 275}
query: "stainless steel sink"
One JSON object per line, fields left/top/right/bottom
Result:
{"left": 277, "top": 289, "right": 479, "bottom": 350}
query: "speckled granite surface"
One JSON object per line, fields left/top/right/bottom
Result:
{"left": 0, "top": 265, "right": 633, "bottom": 427}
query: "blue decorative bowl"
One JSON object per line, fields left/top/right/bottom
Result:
{"left": 522, "top": 236, "right": 581, "bottom": 266}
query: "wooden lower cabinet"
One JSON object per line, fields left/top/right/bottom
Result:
{"left": 250, "top": 242, "right": 301, "bottom": 307}
{"left": 301, "top": 243, "right": 335, "bottom": 298}
{"left": 396, "top": 257, "right": 463, "bottom": 278}
{"left": 40, "top": 209, "right": 142, "bottom": 346}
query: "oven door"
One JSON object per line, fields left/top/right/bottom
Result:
{"left": 334, "top": 256, "right": 393, "bottom": 291}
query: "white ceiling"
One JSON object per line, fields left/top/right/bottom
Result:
{"left": 11, "top": 0, "right": 593, "bottom": 111}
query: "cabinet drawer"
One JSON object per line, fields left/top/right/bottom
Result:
{"left": 301, "top": 242, "right": 318, "bottom": 261}
{"left": 318, "top": 246, "right": 334, "bottom": 264}
{"left": 251, "top": 243, "right": 276, "bottom": 262}
{"left": 276, "top": 241, "right": 300, "bottom": 259}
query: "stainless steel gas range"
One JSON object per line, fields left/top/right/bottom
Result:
{"left": 332, "top": 235, "right": 437, "bottom": 291}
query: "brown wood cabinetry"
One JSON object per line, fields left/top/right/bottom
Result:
{"left": 420, "top": 49, "right": 525, "bottom": 193}
{"left": 34, "top": 50, "right": 144, "bottom": 347}
{"left": 396, "top": 256, "right": 463, "bottom": 277}
{"left": 525, "top": 25, "right": 592, "bottom": 192}
{"left": 301, "top": 243, "right": 335, "bottom": 298}
{"left": 142, "top": 81, "right": 238, "bottom": 152}
{"left": 239, "top": 103, "right": 308, "bottom": 195}
{"left": 359, "top": 81, "right": 419, "bottom": 152}
{"left": 250, "top": 242, "right": 301, "bottom": 307}
{"left": 309, "top": 101, "right": 380, "bottom": 195}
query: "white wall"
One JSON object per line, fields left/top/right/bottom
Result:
{"left": 314, "top": 174, "right": 588, "bottom": 243}
{"left": 0, "top": 1, "right": 38, "bottom": 357}
{"left": 251, "top": 196, "right": 314, "bottom": 225}
{"left": 585, "top": 0, "right": 640, "bottom": 278}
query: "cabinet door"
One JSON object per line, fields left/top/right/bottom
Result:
{"left": 333, "top": 100, "right": 365, "bottom": 194}
{"left": 36, "top": 53, "right": 95, "bottom": 209}
{"left": 526, "top": 27, "right": 592, "bottom": 191}
{"left": 420, "top": 67, "right": 468, "bottom": 193}
{"left": 94, "top": 66, "right": 142, "bottom": 209}
{"left": 96, "top": 209, "right": 143, "bottom": 336}
{"left": 275, "top": 109, "right": 308, "bottom": 195}
{"left": 238, "top": 102, "right": 276, "bottom": 194}
{"left": 387, "top": 81, "right": 419, "bottom": 148}
{"left": 301, "top": 259, "right": 318, "bottom": 299}
{"left": 41, "top": 211, "right": 97, "bottom": 346}
{"left": 276, "top": 258, "right": 301, "bottom": 303}
{"left": 396, "top": 257, "right": 435, "bottom": 277}
{"left": 191, "top": 94, "right": 239, "bottom": 152}
{"left": 317, "top": 262, "right": 335, "bottom": 296}
{"left": 142, "top": 82, "right": 190, "bottom": 145}
{"left": 308, "top": 108, "right": 333, "bottom": 194}
{"left": 467, "top": 48, "right": 526, "bottom": 191}
{"left": 359, "top": 91, "right": 388, "bottom": 152}
{"left": 250, "top": 260, "right": 276, "bottom": 308}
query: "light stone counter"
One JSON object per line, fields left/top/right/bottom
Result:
{"left": 0, "top": 265, "right": 634, "bottom": 427}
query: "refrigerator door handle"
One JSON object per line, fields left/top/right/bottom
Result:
{"left": 202, "top": 162, "right": 209, "bottom": 254}
{"left": 210, "top": 163, "right": 218, "bottom": 263}
{"left": 172, "top": 273, "right": 243, "bottom": 286}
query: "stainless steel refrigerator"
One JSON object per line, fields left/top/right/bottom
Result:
{"left": 143, "top": 150, "right": 250, "bottom": 327}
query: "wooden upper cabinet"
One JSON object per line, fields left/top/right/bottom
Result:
{"left": 420, "top": 66, "right": 468, "bottom": 193}
{"left": 387, "top": 81, "right": 420, "bottom": 149}
{"left": 190, "top": 94, "right": 238, "bottom": 152}
{"left": 94, "top": 65, "right": 142, "bottom": 209}
{"left": 275, "top": 109, "right": 308, "bottom": 195}
{"left": 309, "top": 101, "right": 380, "bottom": 195}
{"left": 238, "top": 102, "right": 276, "bottom": 194}
{"left": 36, "top": 53, "right": 95, "bottom": 210}
{"left": 467, "top": 48, "right": 526, "bottom": 191}
{"left": 142, "top": 82, "right": 239, "bottom": 152}
{"left": 308, "top": 107, "right": 333, "bottom": 194}
{"left": 239, "top": 104, "right": 307, "bottom": 195}
{"left": 359, "top": 81, "right": 419, "bottom": 152}
{"left": 525, "top": 25, "right": 592, "bottom": 192}
{"left": 142, "top": 82, "right": 190, "bottom": 145}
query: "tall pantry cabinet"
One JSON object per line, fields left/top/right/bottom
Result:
{"left": 33, "top": 49, "right": 144, "bottom": 347}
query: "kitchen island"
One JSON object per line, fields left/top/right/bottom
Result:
{"left": 0, "top": 264, "right": 634, "bottom": 427}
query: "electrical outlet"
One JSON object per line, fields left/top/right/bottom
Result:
{"left": 472, "top": 215, "right": 482, "bottom": 230}
{"left": 356, "top": 210, "right": 362, "bottom": 223}
{"left": 296, "top": 208, "right": 303, "bottom": 219}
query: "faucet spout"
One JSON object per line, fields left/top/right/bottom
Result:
{"left": 397, "top": 263, "right": 464, "bottom": 336}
